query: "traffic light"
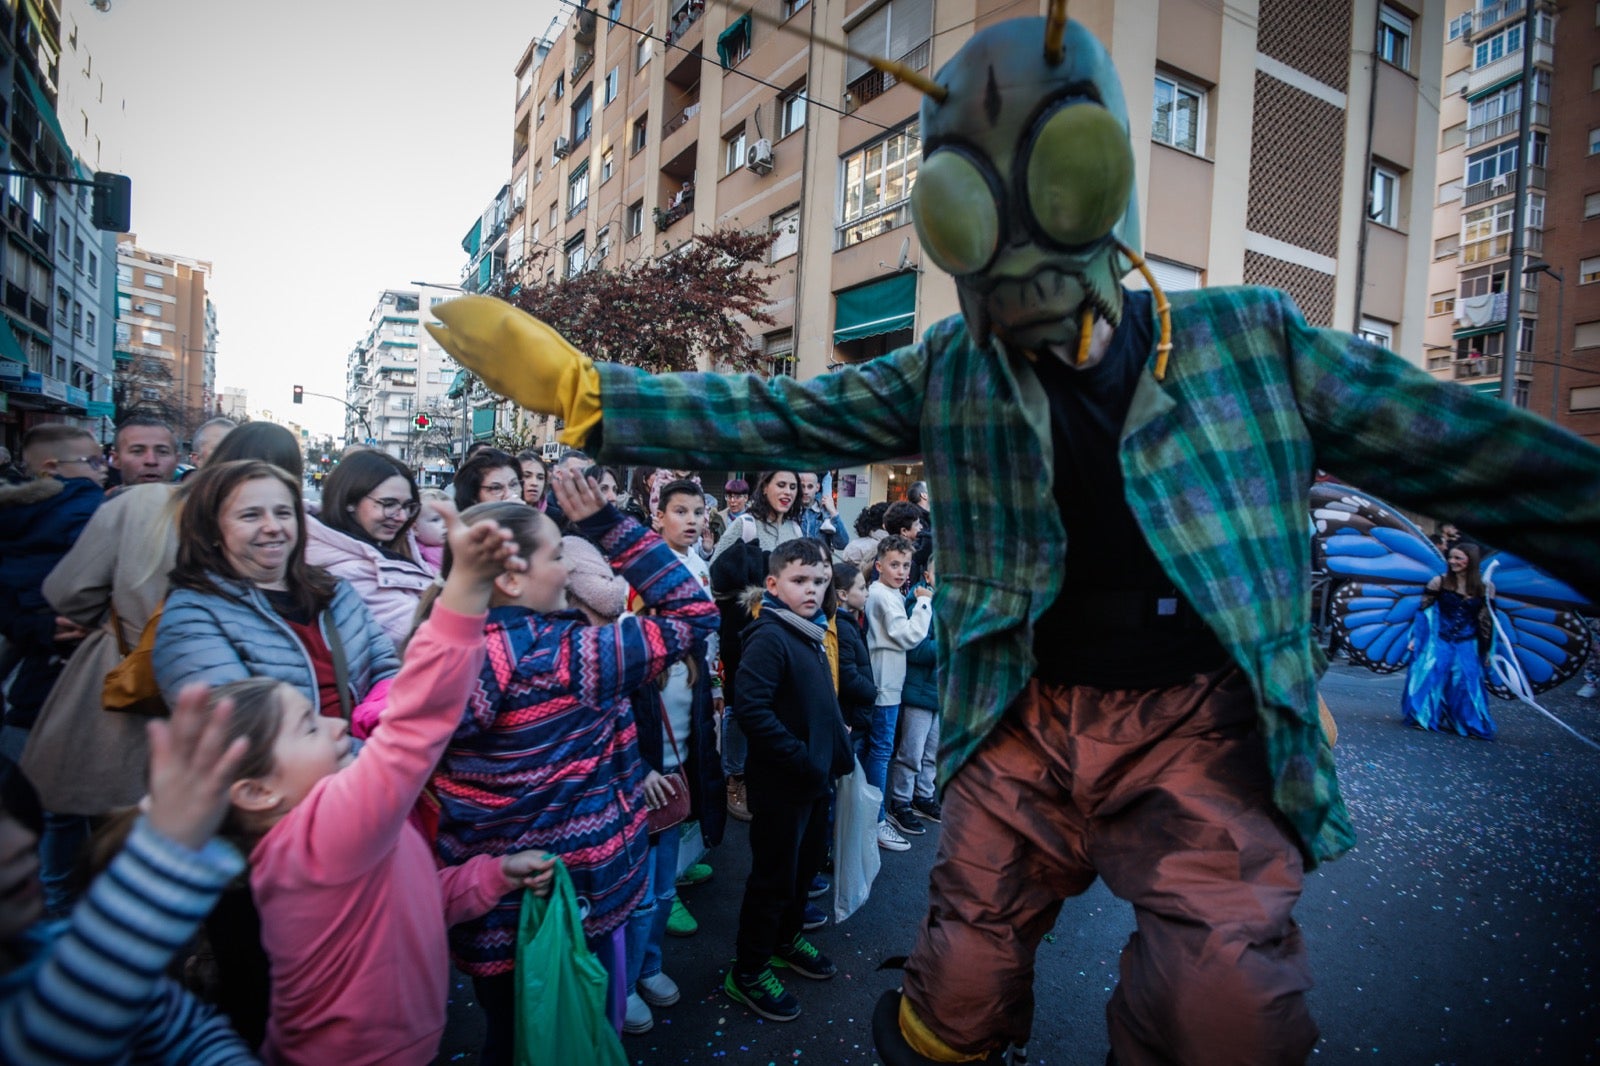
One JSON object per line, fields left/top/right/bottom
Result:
{"left": 292, "top": 385, "right": 304, "bottom": 405}
{"left": 413, "top": 413, "right": 432, "bottom": 431}
{"left": 91, "top": 172, "right": 132, "bottom": 232}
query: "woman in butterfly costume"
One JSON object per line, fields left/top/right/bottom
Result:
{"left": 426, "top": 10, "right": 1600, "bottom": 1063}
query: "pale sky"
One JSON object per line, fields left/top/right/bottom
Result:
{"left": 89, "top": 0, "right": 560, "bottom": 438}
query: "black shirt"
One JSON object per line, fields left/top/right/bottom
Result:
{"left": 1028, "top": 290, "right": 1230, "bottom": 688}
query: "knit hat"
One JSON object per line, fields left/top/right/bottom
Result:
{"left": 562, "top": 536, "right": 628, "bottom": 621}
{"left": 725, "top": 478, "right": 750, "bottom": 494}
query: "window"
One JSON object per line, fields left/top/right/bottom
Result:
{"left": 724, "top": 126, "right": 747, "bottom": 175}
{"left": 632, "top": 113, "right": 649, "bottom": 153}
{"left": 509, "top": 225, "right": 525, "bottom": 264}
{"left": 770, "top": 206, "right": 800, "bottom": 261}
{"left": 1358, "top": 318, "right": 1393, "bottom": 349}
{"left": 143, "top": 271, "right": 164, "bottom": 289}
{"left": 1369, "top": 165, "right": 1399, "bottom": 228}
{"left": 604, "top": 65, "right": 620, "bottom": 104}
{"left": 783, "top": 0, "right": 809, "bottom": 16}
{"left": 84, "top": 311, "right": 95, "bottom": 343}
{"left": 572, "top": 89, "right": 593, "bottom": 146}
{"left": 779, "top": 87, "right": 807, "bottom": 138}
{"left": 1152, "top": 74, "right": 1204, "bottom": 154}
{"left": 553, "top": 74, "right": 565, "bottom": 101}
{"left": 636, "top": 28, "right": 653, "bottom": 70}
{"left": 1586, "top": 193, "right": 1600, "bottom": 220}
{"left": 720, "top": 17, "right": 751, "bottom": 66}
{"left": 595, "top": 226, "right": 612, "bottom": 263}
{"left": 141, "top": 328, "right": 162, "bottom": 345}
{"left": 57, "top": 220, "right": 69, "bottom": 248}
{"left": 1434, "top": 234, "right": 1459, "bottom": 259}
{"left": 513, "top": 174, "right": 528, "bottom": 209}
{"left": 565, "top": 233, "right": 587, "bottom": 277}
{"left": 1581, "top": 256, "right": 1600, "bottom": 285}
{"left": 1466, "top": 140, "right": 1518, "bottom": 187}
{"left": 1570, "top": 385, "right": 1600, "bottom": 412}
{"left": 846, "top": 0, "right": 933, "bottom": 76}
{"left": 116, "top": 293, "right": 131, "bottom": 314}
{"left": 1376, "top": 6, "right": 1411, "bottom": 70}
{"left": 1447, "top": 11, "right": 1472, "bottom": 41}
{"left": 840, "top": 122, "right": 921, "bottom": 240}
{"left": 763, "top": 329, "right": 795, "bottom": 377}
{"left": 608, "top": 0, "right": 622, "bottom": 21}
{"left": 601, "top": 147, "right": 615, "bottom": 182}
{"left": 116, "top": 263, "right": 132, "bottom": 285}
{"left": 517, "top": 66, "right": 533, "bottom": 102}
{"left": 1576, "top": 321, "right": 1600, "bottom": 349}
{"left": 1430, "top": 292, "right": 1455, "bottom": 316}
{"left": 1474, "top": 24, "right": 1522, "bottom": 69}
{"left": 1145, "top": 257, "right": 1202, "bottom": 291}
{"left": 535, "top": 161, "right": 543, "bottom": 185}
{"left": 549, "top": 202, "right": 558, "bottom": 230}
{"left": 55, "top": 287, "right": 69, "bottom": 325}
{"left": 627, "top": 200, "right": 645, "bottom": 237}
{"left": 568, "top": 162, "right": 590, "bottom": 215}
{"left": 537, "top": 101, "right": 546, "bottom": 126}
{"left": 87, "top": 252, "right": 97, "bottom": 284}
{"left": 1591, "top": 128, "right": 1600, "bottom": 156}
{"left": 1461, "top": 199, "right": 1521, "bottom": 263}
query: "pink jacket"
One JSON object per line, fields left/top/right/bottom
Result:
{"left": 302, "top": 515, "right": 435, "bottom": 647}
{"left": 251, "top": 606, "right": 511, "bottom": 1066}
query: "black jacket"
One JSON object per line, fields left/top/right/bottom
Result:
{"left": 734, "top": 611, "right": 853, "bottom": 800}
{"left": 834, "top": 607, "right": 876, "bottom": 732}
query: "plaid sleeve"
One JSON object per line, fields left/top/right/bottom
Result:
{"left": 592, "top": 340, "right": 930, "bottom": 470}
{"left": 1281, "top": 292, "right": 1600, "bottom": 598}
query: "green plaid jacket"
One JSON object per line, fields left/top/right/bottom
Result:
{"left": 593, "top": 286, "right": 1600, "bottom": 865}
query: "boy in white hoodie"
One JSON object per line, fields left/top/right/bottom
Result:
{"left": 864, "top": 535, "right": 933, "bottom": 852}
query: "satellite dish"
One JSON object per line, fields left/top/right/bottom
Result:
{"left": 896, "top": 236, "right": 912, "bottom": 272}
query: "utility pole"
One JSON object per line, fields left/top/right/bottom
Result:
{"left": 1500, "top": 4, "right": 1541, "bottom": 405}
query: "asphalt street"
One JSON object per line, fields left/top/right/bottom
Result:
{"left": 438, "top": 663, "right": 1600, "bottom": 1065}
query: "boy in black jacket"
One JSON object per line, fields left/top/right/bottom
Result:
{"left": 725, "top": 539, "right": 854, "bottom": 1022}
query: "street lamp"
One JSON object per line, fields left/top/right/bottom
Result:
{"left": 1523, "top": 260, "right": 1565, "bottom": 423}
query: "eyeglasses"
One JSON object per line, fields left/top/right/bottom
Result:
{"left": 480, "top": 480, "right": 523, "bottom": 499}
{"left": 365, "top": 495, "right": 420, "bottom": 518}
{"left": 60, "top": 455, "right": 107, "bottom": 469}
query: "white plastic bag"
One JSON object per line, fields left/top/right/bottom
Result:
{"left": 832, "top": 756, "right": 883, "bottom": 923}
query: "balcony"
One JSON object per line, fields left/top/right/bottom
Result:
{"left": 662, "top": 101, "right": 700, "bottom": 138}
{"left": 1467, "top": 37, "right": 1553, "bottom": 96}
{"left": 654, "top": 186, "right": 695, "bottom": 230}
{"left": 845, "top": 39, "right": 931, "bottom": 113}
{"left": 1462, "top": 166, "right": 1543, "bottom": 208}
{"left": 667, "top": 0, "right": 704, "bottom": 46}
{"left": 572, "top": 51, "right": 594, "bottom": 81}
{"left": 836, "top": 199, "right": 913, "bottom": 249}
{"left": 1453, "top": 355, "right": 1531, "bottom": 381}
{"left": 1474, "top": 0, "right": 1524, "bottom": 35}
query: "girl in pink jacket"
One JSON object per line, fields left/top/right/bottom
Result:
{"left": 213, "top": 506, "right": 554, "bottom": 1065}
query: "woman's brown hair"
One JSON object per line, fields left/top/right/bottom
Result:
{"left": 410, "top": 501, "right": 557, "bottom": 629}
{"left": 319, "top": 449, "right": 421, "bottom": 559}
{"left": 1445, "top": 542, "right": 1487, "bottom": 599}
{"left": 747, "top": 469, "right": 802, "bottom": 525}
{"left": 170, "top": 459, "right": 337, "bottom": 617}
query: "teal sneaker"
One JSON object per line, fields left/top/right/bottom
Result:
{"left": 674, "top": 862, "right": 713, "bottom": 887}
{"left": 666, "top": 896, "right": 698, "bottom": 937}
{"left": 724, "top": 967, "right": 801, "bottom": 1022}
{"left": 770, "top": 933, "right": 836, "bottom": 980}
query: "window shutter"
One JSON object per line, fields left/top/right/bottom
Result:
{"left": 887, "top": 0, "right": 933, "bottom": 60}
{"left": 846, "top": 5, "right": 890, "bottom": 82}
{"left": 1144, "top": 257, "right": 1202, "bottom": 292}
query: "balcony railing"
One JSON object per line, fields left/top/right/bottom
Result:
{"left": 1462, "top": 166, "right": 1545, "bottom": 208}
{"left": 572, "top": 51, "right": 594, "bottom": 80}
{"left": 1474, "top": 0, "right": 1524, "bottom": 35}
{"left": 654, "top": 187, "right": 695, "bottom": 230}
{"left": 666, "top": 1, "right": 704, "bottom": 46}
{"left": 1465, "top": 103, "right": 1548, "bottom": 149}
{"left": 512, "top": 140, "right": 528, "bottom": 165}
{"left": 844, "top": 39, "right": 931, "bottom": 111}
{"left": 837, "top": 199, "right": 913, "bottom": 249}
{"left": 662, "top": 102, "right": 700, "bottom": 139}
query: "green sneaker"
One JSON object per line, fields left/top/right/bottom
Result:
{"left": 674, "top": 862, "right": 713, "bottom": 887}
{"left": 724, "top": 967, "right": 800, "bottom": 1022}
{"left": 666, "top": 895, "right": 698, "bottom": 937}
{"left": 770, "top": 933, "right": 836, "bottom": 980}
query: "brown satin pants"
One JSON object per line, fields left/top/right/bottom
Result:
{"left": 902, "top": 668, "right": 1318, "bottom": 1065}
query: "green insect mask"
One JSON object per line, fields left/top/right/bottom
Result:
{"left": 910, "top": 17, "right": 1140, "bottom": 355}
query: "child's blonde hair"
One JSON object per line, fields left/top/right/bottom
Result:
{"left": 418, "top": 488, "right": 451, "bottom": 508}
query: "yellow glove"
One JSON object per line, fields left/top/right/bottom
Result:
{"left": 426, "top": 296, "right": 603, "bottom": 447}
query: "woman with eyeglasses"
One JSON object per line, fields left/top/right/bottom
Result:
{"left": 452, "top": 448, "right": 523, "bottom": 512}
{"left": 304, "top": 450, "right": 438, "bottom": 646}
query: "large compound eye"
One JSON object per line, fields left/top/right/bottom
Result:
{"left": 1024, "top": 103, "right": 1134, "bottom": 248}
{"left": 911, "top": 149, "right": 1001, "bottom": 276}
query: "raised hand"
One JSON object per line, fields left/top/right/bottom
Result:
{"left": 550, "top": 469, "right": 609, "bottom": 523}
{"left": 144, "top": 684, "right": 249, "bottom": 851}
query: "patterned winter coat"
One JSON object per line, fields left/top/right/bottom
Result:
{"left": 432, "top": 506, "right": 718, "bottom": 975}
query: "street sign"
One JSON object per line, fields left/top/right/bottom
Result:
{"left": 413, "top": 413, "right": 432, "bottom": 431}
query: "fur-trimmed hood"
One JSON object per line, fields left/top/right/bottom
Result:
{"left": 0, "top": 475, "right": 65, "bottom": 509}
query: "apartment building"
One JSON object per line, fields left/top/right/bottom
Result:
{"left": 0, "top": 0, "right": 122, "bottom": 449}
{"left": 344, "top": 283, "right": 467, "bottom": 484}
{"left": 113, "top": 237, "right": 218, "bottom": 444}
{"left": 472, "top": 0, "right": 1442, "bottom": 497}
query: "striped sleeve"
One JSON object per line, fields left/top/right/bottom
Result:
{"left": 0, "top": 819, "right": 251, "bottom": 1065}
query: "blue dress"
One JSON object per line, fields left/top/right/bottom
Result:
{"left": 1401, "top": 588, "right": 1497, "bottom": 739}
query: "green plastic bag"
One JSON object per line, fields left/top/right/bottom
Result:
{"left": 512, "top": 860, "right": 628, "bottom": 1066}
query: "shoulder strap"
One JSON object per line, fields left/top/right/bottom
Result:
{"left": 107, "top": 602, "right": 131, "bottom": 657}
{"left": 660, "top": 698, "right": 685, "bottom": 766}
{"left": 322, "top": 610, "right": 355, "bottom": 723}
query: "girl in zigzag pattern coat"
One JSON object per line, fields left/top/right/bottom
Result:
{"left": 430, "top": 473, "right": 718, "bottom": 1057}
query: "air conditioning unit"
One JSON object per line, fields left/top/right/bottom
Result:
{"left": 746, "top": 138, "right": 773, "bottom": 175}
{"left": 553, "top": 136, "right": 571, "bottom": 159}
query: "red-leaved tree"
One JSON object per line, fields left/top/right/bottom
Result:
{"left": 501, "top": 228, "right": 778, "bottom": 375}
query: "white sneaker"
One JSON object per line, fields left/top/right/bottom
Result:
{"left": 1578, "top": 682, "right": 1597, "bottom": 698}
{"left": 638, "top": 970, "right": 680, "bottom": 1007}
{"left": 623, "top": 991, "right": 654, "bottom": 1034}
{"left": 877, "top": 820, "right": 911, "bottom": 852}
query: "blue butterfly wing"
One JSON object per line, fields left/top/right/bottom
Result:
{"left": 1480, "top": 553, "right": 1593, "bottom": 697}
{"left": 1313, "top": 483, "right": 1444, "bottom": 675}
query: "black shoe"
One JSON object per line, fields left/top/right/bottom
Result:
{"left": 801, "top": 902, "right": 828, "bottom": 931}
{"left": 887, "top": 804, "right": 927, "bottom": 836}
{"left": 807, "top": 873, "right": 831, "bottom": 899}
{"left": 871, "top": 989, "right": 1004, "bottom": 1065}
{"left": 911, "top": 796, "right": 943, "bottom": 823}
{"left": 724, "top": 967, "right": 800, "bottom": 1022}
{"left": 771, "top": 933, "right": 836, "bottom": 980}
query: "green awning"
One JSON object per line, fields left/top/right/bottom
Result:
{"left": 477, "top": 256, "right": 492, "bottom": 290}
{"left": 21, "top": 69, "right": 69, "bottom": 156}
{"left": 716, "top": 13, "right": 751, "bottom": 67}
{"left": 462, "top": 221, "right": 482, "bottom": 257}
{"left": 471, "top": 407, "right": 496, "bottom": 439}
{"left": 833, "top": 272, "right": 917, "bottom": 344}
{"left": 0, "top": 319, "right": 27, "bottom": 364}
{"left": 1468, "top": 380, "right": 1509, "bottom": 398}
{"left": 1453, "top": 322, "right": 1507, "bottom": 340}
{"left": 1465, "top": 73, "right": 1523, "bottom": 102}
{"left": 447, "top": 368, "right": 470, "bottom": 399}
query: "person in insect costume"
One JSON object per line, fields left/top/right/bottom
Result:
{"left": 425, "top": 8, "right": 1600, "bottom": 1061}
